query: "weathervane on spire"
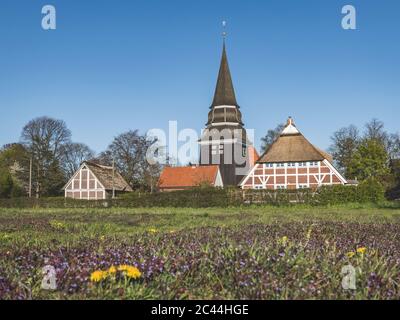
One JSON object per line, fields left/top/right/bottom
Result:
{"left": 222, "top": 20, "right": 227, "bottom": 40}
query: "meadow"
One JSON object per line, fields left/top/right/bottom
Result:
{"left": 0, "top": 204, "right": 400, "bottom": 300}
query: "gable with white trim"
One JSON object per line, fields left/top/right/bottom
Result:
{"left": 64, "top": 164, "right": 106, "bottom": 200}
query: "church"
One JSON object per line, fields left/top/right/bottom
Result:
{"left": 159, "top": 40, "right": 256, "bottom": 189}
{"left": 158, "top": 40, "right": 347, "bottom": 191}
{"left": 198, "top": 41, "right": 252, "bottom": 186}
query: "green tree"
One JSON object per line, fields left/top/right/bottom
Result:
{"left": 347, "top": 139, "right": 389, "bottom": 181}
{"left": 0, "top": 168, "right": 14, "bottom": 198}
{"left": 0, "top": 143, "right": 30, "bottom": 194}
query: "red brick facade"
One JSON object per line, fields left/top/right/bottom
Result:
{"left": 240, "top": 159, "right": 346, "bottom": 190}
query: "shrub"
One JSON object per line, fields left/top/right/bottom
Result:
{"left": 0, "top": 183, "right": 389, "bottom": 209}
{"left": 357, "top": 177, "right": 385, "bottom": 203}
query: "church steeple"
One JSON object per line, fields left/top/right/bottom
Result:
{"left": 207, "top": 41, "right": 243, "bottom": 126}
{"left": 200, "top": 34, "right": 249, "bottom": 187}
{"left": 211, "top": 42, "right": 238, "bottom": 107}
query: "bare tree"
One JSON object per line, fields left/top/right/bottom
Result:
{"left": 364, "top": 118, "right": 388, "bottom": 144}
{"left": 364, "top": 119, "right": 400, "bottom": 159}
{"left": 260, "top": 123, "right": 284, "bottom": 153}
{"left": 99, "top": 130, "right": 145, "bottom": 188}
{"left": 98, "top": 130, "right": 164, "bottom": 191}
{"left": 20, "top": 117, "right": 71, "bottom": 197}
{"left": 387, "top": 133, "right": 400, "bottom": 160}
{"left": 141, "top": 136, "right": 165, "bottom": 192}
{"left": 329, "top": 125, "right": 360, "bottom": 175}
{"left": 61, "top": 142, "right": 95, "bottom": 178}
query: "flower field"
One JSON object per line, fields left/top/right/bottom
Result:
{"left": 0, "top": 205, "right": 400, "bottom": 299}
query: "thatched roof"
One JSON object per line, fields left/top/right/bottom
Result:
{"left": 257, "top": 117, "right": 333, "bottom": 163}
{"left": 84, "top": 161, "right": 132, "bottom": 191}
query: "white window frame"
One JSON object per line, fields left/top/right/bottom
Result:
{"left": 298, "top": 184, "right": 309, "bottom": 189}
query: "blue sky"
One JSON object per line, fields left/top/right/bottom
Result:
{"left": 0, "top": 0, "right": 399, "bottom": 154}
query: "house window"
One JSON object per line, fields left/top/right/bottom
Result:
{"left": 276, "top": 185, "right": 287, "bottom": 190}
{"left": 288, "top": 162, "right": 296, "bottom": 167}
{"left": 277, "top": 163, "right": 285, "bottom": 168}
{"left": 298, "top": 184, "right": 309, "bottom": 189}
{"left": 254, "top": 185, "right": 265, "bottom": 190}
{"left": 309, "top": 161, "right": 319, "bottom": 167}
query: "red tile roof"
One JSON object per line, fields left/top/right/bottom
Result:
{"left": 158, "top": 165, "right": 220, "bottom": 189}
{"left": 248, "top": 146, "right": 260, "bottom": 167}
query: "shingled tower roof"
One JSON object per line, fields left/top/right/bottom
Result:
{"left": 199, "top": 39, "right": 249, "bottom": 186}
{"left": 211, "top": 42, "right": 238, "bottom": 107}
{"left": 206, "top": 42, "right": 244, "bottom": 126}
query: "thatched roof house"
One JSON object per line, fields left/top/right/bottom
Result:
{"left": 63, "top": 161, "right": 132, "bottom": 200}
{"left": 240, "top": 117, "right": 347, "bottom": 190}
{"left": 257, "top": 119, "right": 333, "bottom": 164}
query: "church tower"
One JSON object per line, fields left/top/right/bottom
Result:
{"left": 199, "top": 41, "right": 249, "bottom": 186}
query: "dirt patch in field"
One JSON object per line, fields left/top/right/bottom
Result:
{"left": 111, "top": 213, "right": 169, "bottom": 226}
{"left": 0, "top": 217, "right": 51, "bottom": 232}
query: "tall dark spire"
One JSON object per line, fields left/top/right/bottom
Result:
{"left": 211, "top": 42, "right": 238, "bottom": 107}
{"left": 200, "top": 35, "right": 248, "bottom": 187}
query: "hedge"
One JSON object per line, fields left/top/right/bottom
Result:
{"left": 0, "top": 180, "right": 386, "bottom": 209}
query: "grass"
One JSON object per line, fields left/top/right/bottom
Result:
{"left": 1, "top": 204, "right": 400, "bottom": 299}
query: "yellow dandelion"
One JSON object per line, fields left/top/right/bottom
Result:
{"left": 356, "top": 247, "right": 367, "bottom": 254}
{"left": 90, "top": 270, "right": 107, "bottom": 282}
{"left": 125, "top": 266, "right": 142, "bottom": 279}
{"left": 306, "top": 228, "right": 313, "bottom": 240}
{"left": 346, "top": 251, "right": 355, "bottom": 258}
{"left": 108, "top": 265, "right": 117, "bottom": 274}
{"left": 50, "top": 220, "right": 66, "bottom": 230}
{"left": 279, "top": 236, "right": 289, "bottom": 245}
{"left": 117, "top": 265, "right": 142, "bottom": 279}
{"left": 148, "top": 228, "right": 157, "bottom": 233}
{"left": 117, "top": 264, "right": 130, "bottom": 272}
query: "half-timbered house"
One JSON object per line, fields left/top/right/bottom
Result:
{"left": 240, "top": 117, "right": 347, "bottom": 190}
{"left": 63, "top": 161, "right": 132, "bottom": 200}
